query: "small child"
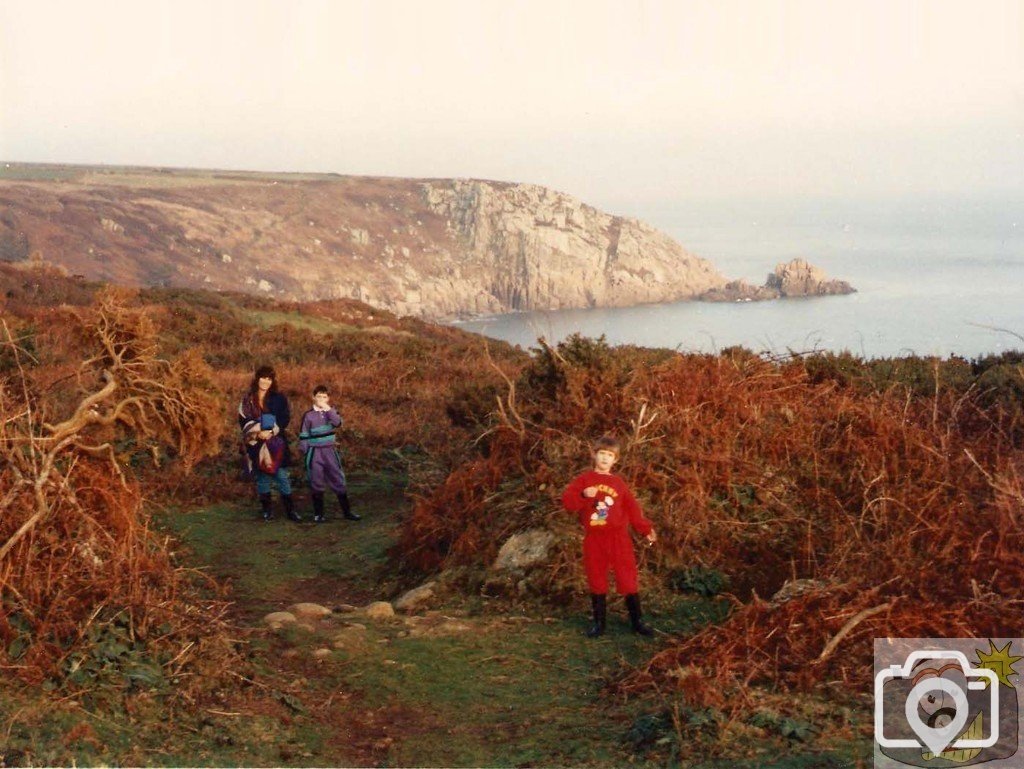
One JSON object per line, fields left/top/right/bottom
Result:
{"left": 562, "top": 435, "right": 657, "bottom": 637}
{"left": 297, "top": 385, "right": 361, "bottom": 523}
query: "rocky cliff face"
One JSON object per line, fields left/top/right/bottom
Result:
{"left": 0, "top": 165, "right": 852, "bottom": 320}
{"left": 421, "top": 180, "right": 726, "bottom": 314}
{"left": 0, "top": 166, "right": 728, "bottom": 320}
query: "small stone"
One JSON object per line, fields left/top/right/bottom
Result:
{"left": 334, "top": 603, "right": 358, "bottom": 613}
{"left": 296, "top": 622, "right": 316, "bottom": 633}
{"left": 263, "top": 611, "right": 297, "bottom": 626}
{"left": 770, "top": 579, "right": 828, "bottom": 606}
{"left": 394, "top": 582, "right": 437, "bottom": 613}
{"left": 289, "top": 602, "right": 332, "bottom": 619}
{"left": 282, "top": 649, "right": 300, "bottom": 658}
{"left": 313, "top": 648, "right": 332, "bottom": 659}
{"left": 365, "top": 601, "right": 395, "bottom": 620}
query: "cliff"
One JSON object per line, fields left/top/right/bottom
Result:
{"left": 0, "top": 164, "right": 853, "bottom": 320}
{"left": 0, "top": 165, "right": 728, "bottom": 320}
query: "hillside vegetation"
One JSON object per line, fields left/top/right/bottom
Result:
{"left": 2, "top": 261, "right": 1022, "bottom": 765}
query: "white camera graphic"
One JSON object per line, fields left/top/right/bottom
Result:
{"left": 875, "top": 649, "right": 1000, "bottom": 756}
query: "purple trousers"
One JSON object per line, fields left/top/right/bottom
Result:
{"left": 305, "top": 447, "right": 347, "bottom": 494}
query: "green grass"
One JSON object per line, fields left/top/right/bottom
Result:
{"left": 156, "top": 472, "right": 404, "bottom": 618}
{"left": 0, "top": 163, "right": 82, "bottom": 181}
{"left": 0, "top": 677, "right": 306, "bottom": 767}
{"left": 236, "top": 307, "right": 360, "bottom": 333}
{"left": 4, "top": 468, "right": 870, "bottom": 766}
{"left": 236, "top": 307, "right": 360, "bottom": 335}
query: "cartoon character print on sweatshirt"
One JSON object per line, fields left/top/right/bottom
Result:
{"left": 589, "top": 484, "right": 619, "bottom": 527}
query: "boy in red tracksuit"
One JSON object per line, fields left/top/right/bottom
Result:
{"left": 562, "top": 435, "right": 657, "bottom": 638}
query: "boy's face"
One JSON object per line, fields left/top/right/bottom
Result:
{"left": 593, "top": 449, "right": 617, "bottom": 473}
{"left": 314, "top": 392, "right": 330, "bottom": 408}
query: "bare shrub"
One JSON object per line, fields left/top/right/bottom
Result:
{"left": 0, "top": 288, "right": 227, "bottom": 684}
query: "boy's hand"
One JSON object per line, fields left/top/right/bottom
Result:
{"left": 583, "top": 486, "right": 598, "bottom": 498}
{"left": 258, "top": 429, "right": 273, "bottom": 440}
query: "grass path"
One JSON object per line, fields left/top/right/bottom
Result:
{"left": 0, "top": 471, "right": 866, "bottom": 767}
{"left": 158, "top": 470, "right": 735, "bottom": 766}
{"left": 152, "top": 470, "right": 867, "bottom": 768}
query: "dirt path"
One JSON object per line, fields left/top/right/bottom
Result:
{"left": 159, "top": 472, "right": 721, "bottom": 767}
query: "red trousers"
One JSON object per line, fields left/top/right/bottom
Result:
{"left": 583, "top": 532, "right": 639, "bottom": 594}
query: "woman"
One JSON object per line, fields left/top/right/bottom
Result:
{"left": 238, "top": 364, "right": 301, "bottom": 522}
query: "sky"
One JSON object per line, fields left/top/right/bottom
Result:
{"left": 0, "top": 0, "right": 1021, "bottom": 210}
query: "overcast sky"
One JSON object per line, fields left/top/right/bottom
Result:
{"left": 0, "top": 0, "right": 1020, "bottom": 209}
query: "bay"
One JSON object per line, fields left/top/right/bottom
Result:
{"left": 455, "top": 194, "right": 1024, "bottom": 359}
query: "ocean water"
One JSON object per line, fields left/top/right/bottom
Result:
{"left": 455, "top": 194, "right": 1024, "bottom": 359}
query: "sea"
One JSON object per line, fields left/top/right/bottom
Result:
{"left": 454, "top": 193, "right": 1024, "bottom": 360}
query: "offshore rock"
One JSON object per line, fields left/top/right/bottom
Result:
{"left": 765, "top": 258, "right": 855, "bottom": 297}
{"left": 700, "top": 259, "right": 855, "bottom": 302}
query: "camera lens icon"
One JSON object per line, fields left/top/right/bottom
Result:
{"left": 875, "top": 650, "right": 1002, "bottom": 763}
{"left": 905, "top": 676, "right": 972, "bottom": 756}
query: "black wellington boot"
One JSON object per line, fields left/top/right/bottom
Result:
{"left": 259, "top": 492, "right": 273, "bottom": 521}
{"left": 625, "top": 593, "right": 654, "bottom": 636}
{"left": 282, "top": 494, "right": 302, "bottom": 522}
{"left": 312, "top": 493, "right": 325, "bottom": 523}
{"left": 337, "top": 492, "right": 361, "bottom": 521}
{"left": 586, "top": 593, "right": 607, "bottom": 638}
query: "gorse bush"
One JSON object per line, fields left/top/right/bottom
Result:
{"left": 393, "top": 333, "right": 1024, "bottom": 708}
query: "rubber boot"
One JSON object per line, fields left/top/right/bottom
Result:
{"left": 625, "top": 593, "right": 653, "bottom": 636}
{"left": 259, "top": 492, "right": 273, "bottom": 521}
{"left": 312, "top": 493, "right": 325, "bottom": 523}
{"left": 337, "top": 492, "right": 361, "bottom": 521}
{"left": 586, "top": 593, "right": 607, "bottom": 638}
{"left": 282, "top": 494, "right": 302, "bottom": 523}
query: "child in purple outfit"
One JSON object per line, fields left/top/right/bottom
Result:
{"left": 298, "top": 385, "right": 361, "bottom": 523}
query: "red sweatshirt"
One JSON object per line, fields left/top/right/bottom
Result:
{"left": 562, "top": 470, "right": 653, "bottom": 538}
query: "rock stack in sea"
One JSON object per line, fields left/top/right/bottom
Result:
{"left": 699, "top": 258, "right": 855, "bottom": 302}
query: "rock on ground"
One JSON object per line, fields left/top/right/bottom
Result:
{"left": 263, "top": 611, "right": 297, "bottom": 626}
{"left": 394, "top": 582, "right": 437, "bottom": 613}
{"left": 770, "top": 578, "right": 829, "bottom": 606}
{"left": 289, "top": 602, "right": 333, "bottom": 619}
{"left": 365, "top": 601, "right": 396, "bottom": 620}
{"left": 492, "top": 529, "right": 555, "bottom": 572}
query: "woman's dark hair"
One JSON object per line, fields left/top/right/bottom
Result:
{"left": 313, "top": 384, "right": 330, "bottom": 396}
{"left": 249, "top": 364, "right": 278, "bottom": 394}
